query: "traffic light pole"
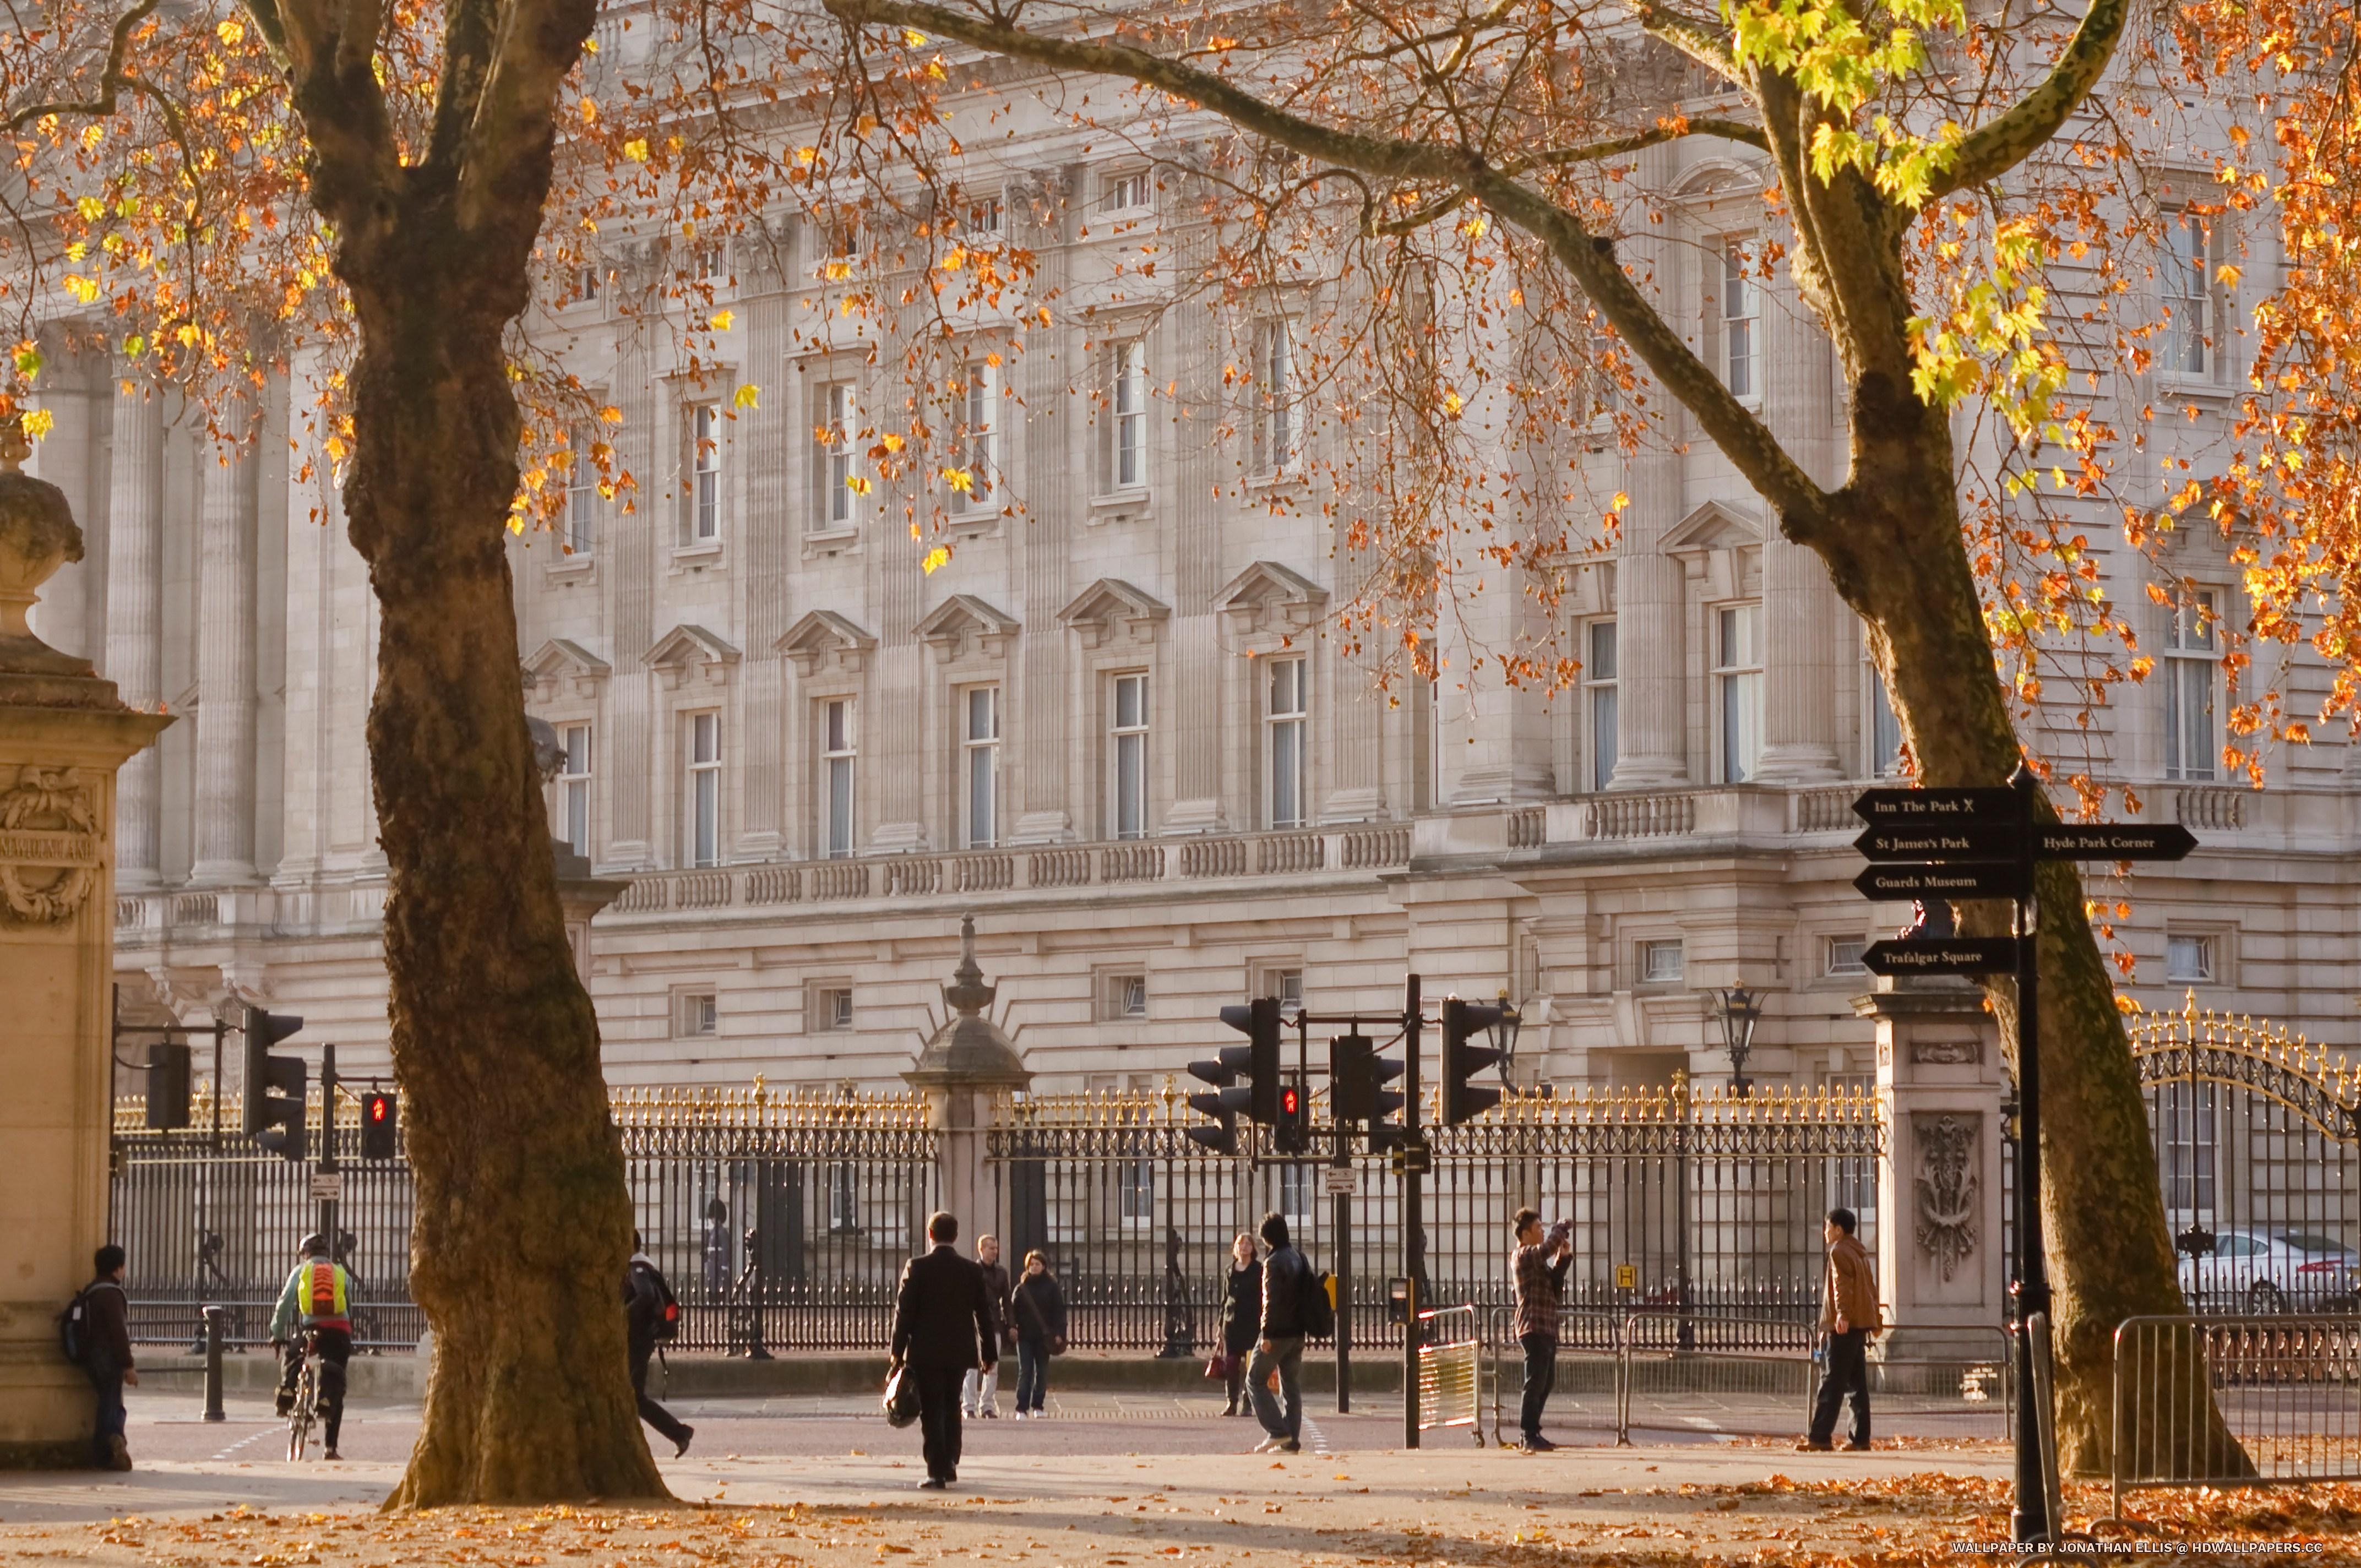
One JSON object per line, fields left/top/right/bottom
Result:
{"left": 2008, "top": 764, "right": 2052, "bottom": 1545}
{"left": 1401, "top": 971, "right": 1422, "bottom": 1450}
{"left": 209, "top": 1019, "right": 225, "bottom": 1151}
{"left": 318, "top": 1043, "right": 339, "bottom": 1254}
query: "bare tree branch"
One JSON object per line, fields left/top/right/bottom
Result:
{"left": 1929, "top": 0, "right": 2130, "bottom": 198}
{"left": 6, "top": 0, "right": 164, "bottom": 130}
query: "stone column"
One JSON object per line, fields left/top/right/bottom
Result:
{"left": 104, "top": 381, "right": 165, "bottom": 889}
{"left": 1857, "top": 979, "right": 2010, "bottom": 1366}
{"left": 190, "top": 418, "right": 258, "bottom": 884}
{"left": 905, "top": 915, "right": 1032, "bottom": 1249}
{"left": 0, "top": 421, "right": 173, "bottom": 1466}
{"left": 1755, "top": 290, "right": 1845, "bottom": 783}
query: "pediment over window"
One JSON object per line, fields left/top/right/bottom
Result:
{"left": 777, "top": 609, "right": 878, "bottom": 677}
{"left": 912, "top": 594, "right": 1020, "bottom": 661}
{"left": 1057, "top": 578, "right": 1170, "bottom": 649}
{"left": 1215, "top": 559, "right": 1327, "bottom": 634}
{"left": 644, "top": 623, "right": 742, "bottom": 689}
{"left": 1662, "top": 499, "right": 1762, "bottom": 556}
{"left": 524, "top": 638, "right": 612, "bottom": 701}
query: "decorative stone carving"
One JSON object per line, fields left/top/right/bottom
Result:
{"left": 778, "top": 609, "right": 877, "bottom": 677}
{"left": 0, "top": 766, "right": 100, "bottom": 923}
{"left": 1214, "top": 559, "right": 1328, "bottom": 635}
{"left": 1913, "top": 1112, "right": 1979, "bottom": 1283}
{"left": 1912, "top": 1039, "right": 1981, "bottom": 1066}
{"left": 0, "top": 417, "right": 94, "bottom": 684}
{"left": 912, "top": 594, "right": 1019, "bottom": 662}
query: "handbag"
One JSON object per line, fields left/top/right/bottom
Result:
{"left": 1203, "top": 1352, "right": 1235, "bottom": 1381}
{"left": 883, "top": 1363, "right": 921, "bottom": 1428}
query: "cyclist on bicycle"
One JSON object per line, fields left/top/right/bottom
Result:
{"left": 270, "top": 1233, "right": 352, "bottom": 1460}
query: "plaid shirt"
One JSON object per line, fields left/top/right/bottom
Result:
{"left": 1514, "top": 1241, "right": 1571, "bottom": 1341}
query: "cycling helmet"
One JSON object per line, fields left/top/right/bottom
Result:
{"left": 298, "top": 1232, "right": 328, "bottom": 1256}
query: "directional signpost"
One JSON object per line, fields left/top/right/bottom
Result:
{"left": 1849, "top": 766, "right": 2195, "bottom": 1548}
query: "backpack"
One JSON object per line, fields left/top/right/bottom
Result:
{"left": 57, "top": 1284, "right": 97, "bottom": 1365}
{"left": 1300, "top": 1262, "right": 1336, "bottom": 1340}
{"left": 307, "top": 1260, "right": 341, "bottom": 1318}
{"left": 633, "top": 1260, "right": 681, "bottom": 1342}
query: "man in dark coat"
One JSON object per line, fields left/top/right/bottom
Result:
{"left": 624, "top": 1233, "right": 693, "bottom": 1457}
{"left": 890, "top": 1211, "right": 998, "bottom": 1488}
{"left": 81, "top": 1245, "right": 136, "bottom": 1470}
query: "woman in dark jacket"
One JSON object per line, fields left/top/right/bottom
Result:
{"left": 1010, "top": 1250, "right": 1067, "bottom": 1418}
{"left": 1219, "top": 1232, "right": 1262, "bottom": 1416}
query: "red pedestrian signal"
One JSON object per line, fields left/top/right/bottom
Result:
{"left": 359, "top": 1091, "right": 399, "bottom": 1160}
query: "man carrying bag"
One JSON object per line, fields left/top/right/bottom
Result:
{"left": 889, "top": 1211, "right": 998, "bottom": 1489}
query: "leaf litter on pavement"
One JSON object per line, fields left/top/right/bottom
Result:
{"left": 7, "top": 1477, "right": 2360, "bottom": 1566}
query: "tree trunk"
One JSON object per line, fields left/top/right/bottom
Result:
{"left": 334, "top": 194, "right": 667, "bottom": 1505}
{"left": 1814, "top": 371, "right": 2245, "bottom": 1479}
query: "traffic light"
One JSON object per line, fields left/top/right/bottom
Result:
{"left": 144, "top": 1041, "right": 191, "bottom": 1130}
{"left": 1440, "top": 996, "right": 1508, "bottom": 1126}
{"left": 1183, "top": 1047, "right": 1253, "bottom": 1155}
{"left": 359, "top": 1090, "right": 399, "bottom": 1161}
{"left": 1216, "top": 997, "right": 1283, "bottom": 1124}
{"left": 1274, "top": 1079, "right": 1311, "bottom": 1155}
{"left": 1331, "top": 1032, "right": 1406, "bottom": 1150}
{"left": 241, "top": 1005, "right": 307, "bottom": 1160}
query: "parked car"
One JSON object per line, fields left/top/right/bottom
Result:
{"left": 2178, "top": 1227, "right": 2359, "bottom": 1314}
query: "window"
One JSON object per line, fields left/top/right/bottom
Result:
{"left": 557, "top": 724, "right": 591, "bottom": 857}
{"left": 1715, "top": 604, "right": 1764, "bottom": 784}
{"left": 686, "top": 712, "right": 721, "bottom": 867}
{"left": 564, "top": 426, "right": 597, "bottom": 557}
{"left": 1266, "top": 656, "right": 1309, "bottom": 828}
{"left": 1111, "top": 673, "right": 1149, "bottom": 840}
{"left": 1102, "top": 972, "right": 1149, "bottom": 1020}
{"left": 2158, "top": 1081, "right": 2217, "bottom": 1213}
{"left": 2164, "top": 590, "right": 2217, "bottom": 781}
{"left": 829, "top": 1163, "right": 860, "bottom": 1233}
{"left": 953, "top": 359, "right": 997, "bottom": 513}
{"left": 1869, "top": 664, "right": 1905, "bottom": 778}
{"left": 821, "top": 216, "right": 861, "bottom": 276}
{"left": 1640, "top": 940, "right": 1685, "bottom": 984}
{"left": 1277, "top": 1163, "right": 1315, "bottom": 1223}
{"left": 573, "top": 263, "right": 602, "bottom": 304}
{"left": 677, "top": 991, "right": 717, "bottom": 1038}
{"left": 963, "top": 685, "right": 1000, "bottom": 848}
{"left": 822, "top": 698, "right": 856, "bottom": 858}
{"left": 1253, "top": 319, "right": 1296, "bottom": 475}
{"left": 1110, "top": 339, "right": 1149, "bottom": 491}
{"left": 689, "top": 404, "right": 722, "bottom": 542}
{"left": 691, "top": 241, "right": 725, "bottom": 287}
{"left": 2166, "top": 212, "right": 2215, "bottom": 379}
{"left": 1585, "top": 620, "right": 1618, "bottom": 791}
{"left": 1722, "top": 240, "right": 1759, "bottom": 401}
{"left": 1826, "top": 937, "right": 1869, "bottom": 977}
{"left": 817, "top": 382, "right": 858, "bottom": 530}
{"left": 1120, "top": 1157, "right": 1156, "bottom": 1225}
{"left": 1265, "top": 967, "right": 1305, "bottom": 1020}
{"left": 815, "top": 986, "right": 854, "bottom": 1030}
{"left": 1101, "top": 170, "right": 1151, "bottom": 215}
{"left": 2167, "top": 934, "right": 2215, "bottom": 983}
{"left": 969, "top": 195, "right": 1003, "bottom": 238}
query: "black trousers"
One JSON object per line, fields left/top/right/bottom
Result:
{"left": 278, "top": 1327, "right": 352, "bottom": 1450}
{"left": 631, "top": 1343, "right": 690, "bottom": 1448}
{"left": 1809, "top": 1330, "right": 1871, "bottom": 1446}
{"left": 914, "top": 1363, "right": 971, "bottom": 1480}
{"left": 1519, "top": 1333, "right": 1558, "bottom": 1441}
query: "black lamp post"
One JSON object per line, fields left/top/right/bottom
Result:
{"left": 1712, "top": 986, "right": 1764, "bottom": 1096}
{"left": 1489, "top": 989, "right": 1523, "bottom": 1085}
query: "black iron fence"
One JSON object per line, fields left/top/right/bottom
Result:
{"left": 987, "top": 1077, "right": 1880, "bottom": 1354}
{"left": 109, "top": 1085, "right": 938, "bottom": 1352}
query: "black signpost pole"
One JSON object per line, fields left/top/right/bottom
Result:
{"left": 2008, "top": 763, "right": 2052, "bottom": 1545}
{"left": 1401, "top": 972, "right": 1422, "bottom": 1451}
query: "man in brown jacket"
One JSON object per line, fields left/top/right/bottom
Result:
{"left": 1800, "top": 1207, "right": 1879, "bottom": 1451}
{"left": 80, "top": 1244, "right": 137, "bottom": 1470}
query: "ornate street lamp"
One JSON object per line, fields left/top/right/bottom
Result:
{"left": 1489, "top": 988, "right": 1524, "bottom": 1085}
{"left": 1712, "top": 985, "right": 1764, "bottom": 1096}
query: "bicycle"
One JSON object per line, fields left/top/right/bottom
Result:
{"left": 285, "top": 1331, "right": 323, "bottom": 1461}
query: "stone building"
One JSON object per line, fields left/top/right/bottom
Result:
{"left": 28, "top": 77, "right": 2353, "bottom": 1178}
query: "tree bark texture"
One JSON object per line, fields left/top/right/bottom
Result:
{"left": 263, "top": 0, "right": 667, "bottom": 1505}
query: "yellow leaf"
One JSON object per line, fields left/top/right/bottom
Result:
{"left": 733, "top": 383, "right": 760, "bottom": 410}
{"left": 622, "top": 138, "right": 649, "bottom": 163}
{"left": 580, "top": 99, "right": 600, "bottom": 123}
{"left": 597, "top": 405, "right": 623, "bottom": 424}
{"left": 943, "top": 467, "right": 974, "bottom": 493}
{"left": 709, "top": 309, "right": 736, "bottom": 331}
{"left": 902, "top": 28, "right": 927, "bottom": 46}
{"left": 216, "top": 18, "right": 243, "bottom": 43}
{"left": 921, "top": 545, "right": 950, "bottom": 575}
{"left": 846, "top": 475, "right": 872, "bottom": 496}
{"left": 21, "top": 409, "right": 55, "bottom": 441}
{"left": 880, "top": 433, "right": 906, "bottom": 453}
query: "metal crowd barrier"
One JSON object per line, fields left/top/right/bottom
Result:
{"left": 2110, "top": 1313, "right": 2361, "bottom": 1518}
{"left": 1484, "top": 1307, "right": 2012, "bottom": 1446}
{"left": 1416, "top": 1305, "right": 1486, "bottom": 1444}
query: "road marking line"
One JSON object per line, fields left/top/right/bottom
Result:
{"left": 210, "top": 1428, "right": 275, "bottom": 1462}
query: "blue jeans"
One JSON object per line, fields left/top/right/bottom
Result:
{"left": 1016, "top": 1338, "right": 1048, "bottom": 1412}
{"left": 1248, "top": 1336, "right": 1303, "bottom": 1441}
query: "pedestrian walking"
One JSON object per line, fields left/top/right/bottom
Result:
{"left": 1218, "top": 1233, "right": 1261, "bottom": 1417}
{"left": 889, "top": 1211, "right": 999, "bottom": 1489}
{"left": 67, "top": 1245, "right": 137, "bottom": 1471}
{"left": 1799, "top": 1206, "right": 1882, "bottom": 1452}
{"left": 964, "top": 1234, "right": 1013, "bottom": 1418}
{"left": 269, "top": 1233, "right": 353, "bottom": 1461}
{"left": 1511, "top": 1207, "right": 1574, "bottom": 1453}
{"left": 625, "top": 1233, "right": 694, "bottom": 1457}
{"left": 1009, "top": 1249, "right": 1065, "bottom": 1419}
{"left": 1246, "top": 1212, "right": 1308, "bottom": 1453}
